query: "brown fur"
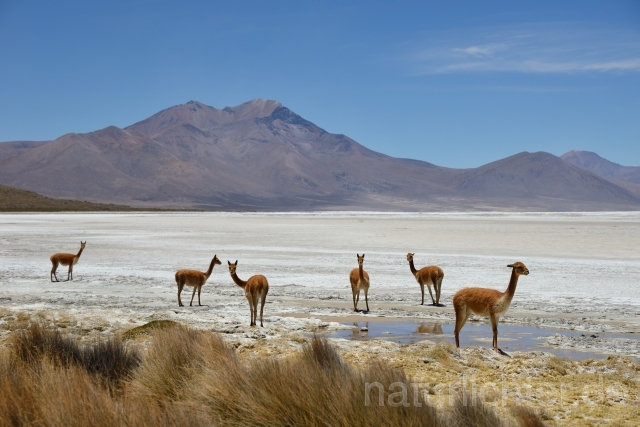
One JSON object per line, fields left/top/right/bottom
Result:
{"left": 349, "top": 253, "right": 370, "bottom": 312}
{"left": 453, "top": 262, "right": 529, "bottom": 353}
{"left": 227, "top": 260, "right": 269, "bottom": 327}
{"left": 406, "top": 253, "right": 444, "bottom": 305}
{"left": 175, "top": 255, "right": 221, "bottom": 307}
{"left": 50, "top": 241, "right": 85, "bottom": 282}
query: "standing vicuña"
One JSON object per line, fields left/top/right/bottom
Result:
{"left": 350, "top": 253, "right": 370, "bottom": 312}
{"left": 175, "top": 255, "right": 221, "bottom": 307}
{"left": 406, "top": 253, "right": 444, "bottom": 306}
{"left": 228, "top": 260, "right": 269, "bottom": 327}
{"left": 50, "top": 241, "right": 86, "bottom": 282}
{"left": 453, "top": 262, "right": 529, "bottom": 354}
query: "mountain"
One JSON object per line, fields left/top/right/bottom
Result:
{"left": 0, "top": 100, "right": 638, "bottom": 211}
{"left": 454, "top": 152, "right": 639, "bottom": 206}
{"left": 561, "top": 150, "right": 640, "bottom": 199}
{"left": 561, "top": 151, "right": 640, "bottom": 184}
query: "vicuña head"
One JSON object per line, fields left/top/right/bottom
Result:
{"left": 507, "top": 262, "right": 529, "bottom": 276}
{"left": 453, "top": 261, "right": 529, "bottom": 355}
{"left": 228, "top": 260, "right": 238, "bottom": 275}
{"left": 227, "top": 260, "right": 269, "bottom": 327}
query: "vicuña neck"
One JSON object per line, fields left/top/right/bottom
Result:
{"left": 205, "top": 258, "right": 217, "bottom": 278}
{"left": 359, "top": 263, "right": 365, "bottom": 280}
{"left": 504, "top": 269, "right": 519, "bottom": 300}
{"left": 408, "top": 259, "right": 417, "bottom": 275}
{"left": 230, "top": 272, "right": 247, "bottom": 288}
{"left": 76, "top": 246, "right": 85, "bottom": 259}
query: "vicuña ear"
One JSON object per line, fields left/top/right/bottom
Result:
{"left": 507, "top": 264, "right": 513, "bottom": 268}
{"left": 235, "top": 260, "right": 238, "bottom": 265}
{"left": 228, "top": 261, "right": 231, "bottom": 265}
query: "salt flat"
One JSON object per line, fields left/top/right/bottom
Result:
{"left": 0, "top": 212, "right": 639, "bottom": 356}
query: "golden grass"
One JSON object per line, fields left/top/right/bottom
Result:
{"left": 0, "top": 324, "right": 544, "bottom": 427}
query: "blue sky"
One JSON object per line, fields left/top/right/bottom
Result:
{"left": 0, "top": 1, "right": 638, "bottom": 168}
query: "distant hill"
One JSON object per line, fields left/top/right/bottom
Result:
{"left": 561, "top": 151, "right": 640, "bottom": 184}
{"left": 560, "top": 150, "right": 640, "bottom": 199}
{"left": 0, "top": 100, "right": 638, "bottom": 211}
{"left": 454, "top": 151, "right": 639, "bottom": 207}
{"left": 0, "top": 184, "right": 144, "bottom": 212}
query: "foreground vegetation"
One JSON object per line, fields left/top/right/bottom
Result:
{"left": 0, "top": 323, "right": 546, "bottom": 427}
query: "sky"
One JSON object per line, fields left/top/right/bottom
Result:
{"left": 0, "top": 1, "right": 639, "bottom": 168}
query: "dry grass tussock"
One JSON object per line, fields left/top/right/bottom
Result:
{"left": 0, "top": 324, "right": 544, "bottom": 427}
{"left": 10, "top": 323, "right": 141, "bottom": 386}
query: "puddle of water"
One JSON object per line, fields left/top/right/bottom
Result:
{"left": 330, "top": 320, "right": 639, "bottom": 362}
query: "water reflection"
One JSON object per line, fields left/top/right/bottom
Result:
{"left": 416, "top": 323, "right": 443, "bottom": 335}
{"left": 351, "top": 322, "right": 369, "bottom": 337}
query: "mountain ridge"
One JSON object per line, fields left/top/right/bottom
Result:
{"left": 0, "top": 100, "right": 638, "bottom": 211}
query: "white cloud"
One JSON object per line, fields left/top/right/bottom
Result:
{"left": 406, "top": 23, "right": 640, "bottom": 74}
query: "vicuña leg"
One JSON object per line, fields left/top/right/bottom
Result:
{"left": 490, "top": 314, "right": 499, "bottom": 352}
{"left": 420, "top": 283, "right": 425, "bottom": 305}
{"left": 252, "top": 293, "right": 259, "bottom": 327}
{"left": 426, "top": 281, "right": 436, "bottom": 305}
{"left": 364, "top": 288, "right": 369, "bottom": 312}
{"left": 176, "top": 277, "right": 185, "bottom": 307}
{"left": 454, "top": 306, "right": 471, "bottom": 348}
{"left": 51, "top": 261, "right": 59, "bottom": 282}
{"left": 259, "top": 292, "right": 266, "bottom": 327}
{"left": 246, "top": 295, "right": 255, "bottom": 326}
{"left": 68, "top": 265, "right": 73, "bottom": 281}
{"left": 189, "top": 286, "right": 198, "bottom": 307}
{"left": 352, "top": 285, "right": 358, "bottom": 311}
{"left": 435, "top": 276, "right": 443, "bottom": 305}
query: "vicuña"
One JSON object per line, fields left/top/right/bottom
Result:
{"left": 50, "top": 241, "right": 86, "bottom": 282}
{"left": 453, "top": 262, "right": 529, "bottom": 354}
{"left": 406, "top": 253, "right": 444, "bottom": 306}
{"left": 227, "top": 260, "right": 269, "bottom": 327}
{"left": 350, "top": 253, "right": 370, "bottom": 312}
{"left": 175, "top": 255, "right": 221, "bottom": 307}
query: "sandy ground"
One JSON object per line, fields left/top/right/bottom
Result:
{"left": 0, "top": 212, "right": 638, "bottom": 425}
